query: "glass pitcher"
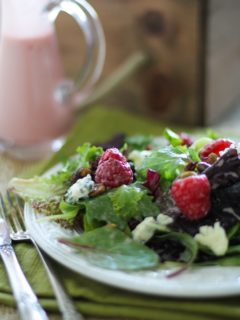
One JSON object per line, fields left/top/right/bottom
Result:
{"left": 0, "top": 0, "right": 105, "bottom": 159}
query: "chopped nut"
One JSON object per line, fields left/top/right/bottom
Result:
{"left": 206, "top": 152, "right": 218, "bottom": 164}
{"left": 89, "top": 184, "right": 106, "bottom": 197}
{"left": 71, "top": 168, "right": 91, "bottom": 184}
{"left": 185, "top": 161, "right": 197, "bottom": 171}
{"left": 179, "top": 171, "right": 197, "bottom": 179}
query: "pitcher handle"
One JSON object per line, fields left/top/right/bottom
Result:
{"left": 45, "top": 0, "right": 106, "bottom": 107}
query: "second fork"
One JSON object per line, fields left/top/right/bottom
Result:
{"left": 5, "top": 191, "right": 84, "bottom": 320}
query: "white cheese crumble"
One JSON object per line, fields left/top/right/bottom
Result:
{"left": 132, "top": 214, "right": 172, "bottom": 243}
{"left": 132, "top": 217, "right": 155, "bottom": 243}
{"left": 156, "top": 214, "right": 173, "bottom": 226}
{"left": 236, "top": 142, "right": 240, "bottom": 155}
{"left": 194, "top": 222, "right": 228, "bottom": 256}
{"left": 65, "top": 174, "right": 94, "bottom": 204}
{"left": 128, "top": 150, "right": 151, "bottom": 170}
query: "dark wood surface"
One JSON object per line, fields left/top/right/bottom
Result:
{"left": 56, "top": 0, "right": 240, "bottom": 126}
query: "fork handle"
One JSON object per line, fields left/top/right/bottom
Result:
{"left": 33, "top": 242, "right": 84, "bottom": 320}
{"left": 0, "top": 244, "right": 48, "bottom": 320}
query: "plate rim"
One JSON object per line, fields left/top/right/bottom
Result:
{"left": 25, "top": 202, "right": 240, "bottom": 298}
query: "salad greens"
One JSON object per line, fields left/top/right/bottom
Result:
{"left": 159, "top": 233, "right": 198, "bottom": 264}
{"left": 138, "top": 145, "right": 189, "bottom": 182}
{"left": 10, "top": 143, "right": 104, "bottom": 215}
{"left": 60, "top": 225, "right": 159, "bottom": 270}
{"left": 8, "top": 128, "right": 240, "bottom": 272}
{"left": 75, "top": 143, "right": 103, "bottom": 169}
{"left": 163, "top": 128, "right": 183, "bottom": 147}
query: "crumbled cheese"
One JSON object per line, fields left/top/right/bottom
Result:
{"left": 128, "top": 150, "right": 151, "bottom": 170}
{"left": 236, "top": 142, "right": 240, "bottom": 155}
{"left": 65, "top": 174, "right": 94, "bottom": 204}
{"left": 194, "top": 222, "right": 228, "bottom": 256}
{"left": 132, "top": 217, "right": 155, "bottom": 243}
{"left": 132, "top": 214, "right": 172, "bottom": 243}
{"left": 156, "top": 214, "right": 173, "bottom": 226}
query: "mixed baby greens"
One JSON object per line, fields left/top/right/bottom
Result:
{"left": 8, "top": 129, "right": 240, "bottom": 271}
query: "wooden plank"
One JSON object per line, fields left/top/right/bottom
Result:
{"left": 205, "top": 0, "right": 240, "bottom": 124}
{"left": 56, "top": 0, "right": 202, "bottom": 125}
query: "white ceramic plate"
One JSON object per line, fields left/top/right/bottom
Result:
{"left": 24, "top": 156, "right": 240, "bottom": 298}
{"left": 24, "top": 203, "right": 240, "bottom": 298}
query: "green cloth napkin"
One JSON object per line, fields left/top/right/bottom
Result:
{"left": 37, "top": 105, "right": 170, "bottom": 174}
{"left": 1, "top": 106, "right": 240, "bottom": 320}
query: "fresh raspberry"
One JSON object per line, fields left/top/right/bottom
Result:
{"left": 171, "top": 174, "right": 211, "bottom": 220}
{"left": 98, "top": 147, "right": 126, "bottom": 164}
{"left": 199, "top": 139, "right": 233, "bottom": 160}
{"left": 95, "top": 149, "right": 133, "bottom": 188}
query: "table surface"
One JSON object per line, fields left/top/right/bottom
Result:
{"left": 0, "top": 110, "right": 239, "bottom": 320}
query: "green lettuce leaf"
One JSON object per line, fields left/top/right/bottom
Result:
{"left": 199, "top": 256, "right": 240, "bottom": 266}
{"left": 163, "top": 128, "right": 182, "bottom": 147}
{"left": 8, "top": 143, "right": 103, "bottom": 201}
{"left": 83, "top": 193, "right": 124, "bottom": 230}
{"left": 126, "top": 134, "right": 168, "bottom": 151}
{"left": 83, "top": 184, "right": 159, "bottom": 231}
{"left": 76, "top": 143, "right": 103, "bottom": 168}
{"left": 187, "top": 147, "right": 200, "bottom": 162}
{"left": 108, "top": 185, "right": 143, "bottom": 220}
{"left": 7, "top": 158, "right": 79, "bottom": 214}
{"left": 48, "top": 201, "right": 81, "bottom": 221}
{"left": 8, "top": 174, "right": 68, "bottom": 216}
{"left": 126, "top": 135, "right": 155, "bottom": 150}
{"left": 59, "top": 225, "right": 159, "bottom": 270}
{"left": 138, "top": 145, "right": 189, "bottom": 182}
{"left": 8, "top": 176, "right": 66, "bottom": 202}
{"left": 206, "top": 128, "right": 219, "bottom": 140}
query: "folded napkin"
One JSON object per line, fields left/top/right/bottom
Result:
{"left": 37, "top": 105, "right": 169, "bottom": 174}
{"left": 1, "top": 106, "right": 240, "bottom": 320}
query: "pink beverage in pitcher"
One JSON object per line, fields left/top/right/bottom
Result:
{"left": 0, "top": 0, "right": 73, "bottom": 146}
{"left": 0, "top": 0, "right": 105, "bottom": 158}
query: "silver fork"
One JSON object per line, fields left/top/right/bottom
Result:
{"left": 4, "top": 191, "right": 84, "bottom": 320}
{"left": 0, "top": 194, "right": 48, "bottom": 320}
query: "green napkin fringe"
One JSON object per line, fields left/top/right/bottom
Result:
{"left": 0, "top": 295, "right": 222, "bottom": 320}
{"left": 3, "top": 288, "right": 240, "bottom": 320}
{"left": 77, "top": 303, "right": 215, "bottom": 320}
{"left": 2, "top": 289, "right": 240, "bottom": 320}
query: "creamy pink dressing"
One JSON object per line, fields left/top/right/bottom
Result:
{"left": 0, "top": 1, "right": 73, "bottom": 145}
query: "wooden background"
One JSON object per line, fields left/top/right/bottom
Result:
{"left": 56, "top": 0, "right": 240, "bottom": 127}
{"left": 205, "top": 0, "right": 240, "bottom": 125}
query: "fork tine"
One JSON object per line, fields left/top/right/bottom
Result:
{"left": 14, "top": 195, "right": 25, "bottom": 221}
{"left": 0, "top": 193, "right": 7, "bottom": 220}
{"left": 10, "top": 193, "right": 26, "bottom": 230}
{"left": 0, "top": 193, "right": 15, "bottom": 234}
{"left": 6, "top": 191, "right": 24, "bottom": 233}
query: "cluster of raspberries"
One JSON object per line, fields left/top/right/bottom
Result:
{"left": 94, "top": 138, "right": 235, "bottom": 222}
